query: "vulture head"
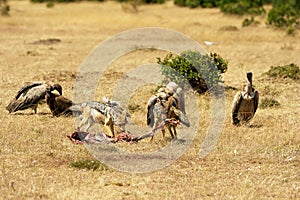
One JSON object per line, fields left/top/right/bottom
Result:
{"left": 51, "top": 84, "right": 63, "bottom": 95}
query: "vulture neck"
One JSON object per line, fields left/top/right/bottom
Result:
{"left": 244, "top": 73, "right": 253, "bottom": 98}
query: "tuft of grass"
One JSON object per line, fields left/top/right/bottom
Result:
{"left": 46, "top": 2, "right": 55, "bottom": 8}
{"left": 260, "top": 97, "right": 280, "bottom": 109}
{"left": 261, "top": 85, "right": 280, "bottom": 97}
{"left": 219, "top": 25, "right": 239, "bottom": 31}
{"left": 242, "top": 16, "right": 260, "bottom": 27}
{"left": 70, "top": 159, "right": 108, "bottom": 171}
{"left": 128, "top": 104, "right": 141, "bottom": 113}
{"left": 264, "top": 63, "right": 300, "bottom": 80}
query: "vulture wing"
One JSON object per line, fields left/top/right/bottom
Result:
{"left": 232, "top": 91, "right": 243, "bottom": 125}
{"left": 173, "top": 87, "right": 186, "bottom": 114}
{"left": 52, "top": 96, "right": 73, "bottom": 116}
{"left": 253, "top": 91, "right": 259, "bottom": 114}
{"left": 6, "top": 82, "right": 48, "bottom": 113}
{"left": 147, "top": 95, "right": 158, "bottom": 127}
{"left": 172, "top": 107, "right": 190, "bottom": 127}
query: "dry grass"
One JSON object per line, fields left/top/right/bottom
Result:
{"left": 0, "top": 1, "right": 300, "bottom": 199}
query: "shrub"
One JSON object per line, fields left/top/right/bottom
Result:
{"left": 142, "top": 0, "right": 165, "bottom": 3}
{"left": 260, "top": 98, "right": 280, "bottom": 109}
{"left": 264, "top": 63, "right": 300, "bottom": 80}
{"left": 267, "top": 1, "right": 299, "bottom": 29}
{"left": 174, "top": 0, "right": 221, "bottom": 8}
{"left": 31, "top": 0, "right": 104, "bottom": 3}
{"left": 242, "top": 16, "right": 260, "bottom": 27}
{"left": 1, "top": 0, "right": 10, "bottom": 16}
{"left": 46, "top": 1, "right": 55, "bottom": 7}
{"left": 219, "top": 0, "right": 265, "bottom": 15}
{"left": 157, "top": 50, "right": 228, "bottom": 94}
{"left": 116, "top": 0, "right": 165, "bottom": 4}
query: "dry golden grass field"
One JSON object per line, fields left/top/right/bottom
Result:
{"left": 0, "top": 0, "right": 300, "bottom": 199}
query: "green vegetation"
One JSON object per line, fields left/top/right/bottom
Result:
{"left": 31, "top": 0, "right": 104, "bottom": 2}
{"left": 172, "top": 0, "right": 300, "bottom": 33}
{"left": 1, "top": 0, "right": 9, "bottom": 16}
{"left": 174, "top": 0, "right": 221, "bottom": 8}
{"left": 70, "top": 159, "right": 108, "bottom": 171}
{"left": 264, "top": 63, "right": 300, "bottom": 80}
{"left": 31, "top": 0, "right": 164, "bottom": 3}
{"left": 46, "top": 1, "right": 55, "bottom": 7}
{"left": 28, "top": 0, "right": 300, "bottom": 32}
{"left": 157, "top": 50, "right": 228, "bottom": 93}
{"left": 267, "top": 0, "right": 299, "bottom": 34}
{"left": 242, "top": 16, "right": 260, "bottom": 27}
{"left": 174, "top": 0, "right": 265, "bottom": 14}
{"left": 260, "top": 97, "right": 280, "bottom": 109}
{"left": 220, "top": 0, "right": 265, "bottom": 15}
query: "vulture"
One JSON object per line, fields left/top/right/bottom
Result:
{"left": 147, "top": 82, "right": 190, "bottom": 140}
{"left": 45, "top": 84, "right": 73, "bottom": 117}
{"left": 6, "top": 82, "right": 62, "bottom": 114}
{"left": 67, "top": 97, "right": 130, "bottom": 137}
{"left": 232, "top": 72, "right": 259, "bottom": 126}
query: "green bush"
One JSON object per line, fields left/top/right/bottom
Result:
{"left": 174, "top": 0, "right": 221, "bottom": 8}
{"left": 220, "top": 0, "right": 265, "bottom": 15}
{"left": 242, "top": 16, "right": 260, "bottom": 27}
{"left": 115, "top": 0, "right": 165, "bottom": 3}
{"left": 31, "top": 0, "right": 104, "bottom": 3}
{"left": 46, "top": 1, "right": 55, "bottom": 7}
{"left": 267, "top": 1, "right": 299, "bottom": 29}
{"left": 142, "top": 0, "right": 165, "bottom": 3}
{"left": 264, "top": 63, "right": 300, "bottom": 80}
{"left": 157, "top": 50, "right": 228, "bottom": 93}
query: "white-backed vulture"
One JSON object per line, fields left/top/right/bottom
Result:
{"left": 147, "top": 82, "right": 190, "bottom": 141}
{"left": 45, "top": 84, "right": 73, "bottom": 117}
{"left": 67, "top": 97, "right": 130, "bottom": 137}
{"left": 232, "top": 72, "right": 259, "bottom": 125}
{"left": 6, "top": 82, "right": 61, "bottom": 114}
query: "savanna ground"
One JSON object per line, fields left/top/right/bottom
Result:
{"left": 0, "top": 0, "right": 300, "bottom": 199}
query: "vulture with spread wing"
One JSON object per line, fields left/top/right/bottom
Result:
{"left": 6, "top": 82, "right": 62, "bottom": 114}
{"left": 232, "top": 72, "right": 259, "bottom": 125}
{"left": 147, "top": 82, "right": 190, "bottom": 140}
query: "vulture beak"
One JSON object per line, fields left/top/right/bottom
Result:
{"left": 52, "top": 84, "right": 63, "bottom": 95}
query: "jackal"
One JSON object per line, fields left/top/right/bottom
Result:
{"left": 67, "top": 98, "right": 130, "bottom": 137}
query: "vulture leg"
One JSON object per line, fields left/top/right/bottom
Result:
{"left": 254, "top": 91, "right": 259, "bottom": 114}
{"left": 167, "top": 126, "right": 174, "bottom": 139}
{"left": 172, "top": 126, "right": 177, "bottom": 139}
{"left": 33, "top": 104, "right": 38, "bottom": 114}
{"left": 162, "top": 127, "right": 166, "bottom": 140}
